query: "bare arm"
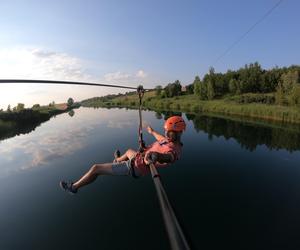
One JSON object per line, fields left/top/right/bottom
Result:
{"left": 147, "top": 126, "right": 166, "bottom": 141}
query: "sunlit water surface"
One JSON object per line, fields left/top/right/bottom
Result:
{"left": 1, "top": 107, "right": 300, "bottom": 250}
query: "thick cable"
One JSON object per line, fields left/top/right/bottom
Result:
{"left": 0, "top": 79, "right": 154, "bottom": 91}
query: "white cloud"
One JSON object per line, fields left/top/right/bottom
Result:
{"left": 0, "top": 47, "right": 151, "bottom": 109}
{"left": 136, "top": 70, "right": 147, "bottom": 78}
{"left": 104, "top": 71, "right": 131, "bottom": 82}
{"left": 0, "top": 47, "right": 91, "bottom": 81}
{"left": 0, "top": 47, "right": 104, "bottom": 109}
{"left": 103, "top": 69, "right": 148, "bottom": 83}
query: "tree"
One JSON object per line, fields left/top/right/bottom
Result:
{"left": 207, "top": 81, "right": 216, "bottom": 100}
{"left": 155, "top": 85, "right": 162, "bottom": 97}
{"left": 229, "top": 79, "right": 237, "bottom": 94}
{"left": 7, "top": 105, "right": 11, "bottom": 112}
{"left": 49, "top": 101, "right": 55, "bottom": 107}
{"left": 16, "top": 103, "right": 25, "bottom": 112}
{"left": 280, "top": 70, "right": 299, "bottom": 94}
{"left": 155, "top": 112, "right": 163, "bottom": 120}
{"left": 275, "top": 70, "right": 300, "bottom": 105}
{"left": 172, "top": 80, "right": 182, "bottom": 96}
{"left": 289, "top": 85, "right": 300, "bottom": 106}
{"left": 32, "top": 104, "right": 40, "bottom": 109}
{"left": 200, "top": 82, "right": 208, "bottom": 100}
{"left": 237, "top": 62, "right": 263, "bottom": 93}
{"left": 275, "top": 85, "right": 285, "bottom": 105}
{"left": 164, "top": 80, "right": 182, "bottom": 97}
{"left": 228, "top": 79, "right": 241, "bottom": 95}
{"left": 193, "top": 76, "right": 201, "bottom": 96}
{"left": 207, "top": 67, "right": 216, "bottom": 100}
{"left": 193, "top": 76, "right": 208, "bottom": 100}
{"left": 67, "top": 98, "right": 74, "bottom": 107}
{"left": 261, "top": 68, "right": 281, "bottom": 93}
{"left": 68, "top": 110, "right": 75, "bottom": 117}
{"left": 185, "top": 84, "right": 194, "bottom": 94}
{"left": 236, "top": 80, "right": 241, "bottom": 95}
{"left": 214, "top": 73, "right": 228, "bottom": 96}
{"left": 164, "top": 84, "right": 171, "bottom": 97}
{"left": 160, "top": 90, "right": 166, "bottom": 98}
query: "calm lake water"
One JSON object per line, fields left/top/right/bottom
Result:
{"left": 1, "top": 107, "right": 300, "bottom": 250}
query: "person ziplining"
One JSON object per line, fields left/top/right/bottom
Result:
{"left": 0, "top": 79, "right": 190, "bottom": 249}
{"left": 59, "top": 116, "right": 186, "bottom": 194}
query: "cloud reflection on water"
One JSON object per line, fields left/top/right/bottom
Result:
{"left": 107, "top": 120, "right": 134, "bottom": 129}
{"left": 21, "top": 127, "right": 90, "bottom": 169}
{"left": 0, "top": 108, "right": 138, "bottom": 176}
{"left": 0, "top": 126, "right": 92, "bottom": 172}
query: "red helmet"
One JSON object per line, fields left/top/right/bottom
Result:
{"left": 164, "top": 116, "right": 186, "bottom": 132}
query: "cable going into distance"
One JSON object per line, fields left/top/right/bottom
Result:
{"left": 211, "top": 0, "right": 284, "bottom": 67}
{"left": 0, "top": 79, "right": 153, "bottom": 91}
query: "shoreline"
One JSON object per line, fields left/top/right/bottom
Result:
{"left": 81, "top": 94, "right": 300, "bottom": 125}
{"left": 0, "top": 104, "right": 80, "bottom": 141}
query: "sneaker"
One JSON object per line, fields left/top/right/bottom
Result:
{"left": 60, "top": 181, "right": 77, "bottom": 194}
{"left": 113, "top": 149, "right": 121, "bottom": 162}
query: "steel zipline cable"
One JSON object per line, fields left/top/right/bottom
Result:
{"left": 1, "top": 79, "right": 190, "bottom": 249}
{"left": 211, "top": 0, "right": 284, "bottom": 66}
{"left": 0, "top": 79, "right": 153, "bottom": 91}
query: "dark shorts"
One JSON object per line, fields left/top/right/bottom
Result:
{"left": 111, "top": 158, "right": 140, "bottom": 177}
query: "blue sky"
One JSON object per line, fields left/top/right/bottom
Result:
{"left": 0, "top": 0, "right": 299, "bottom": 108}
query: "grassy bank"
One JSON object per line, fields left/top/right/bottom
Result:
{"left": 81, "top": 92, "right": 300, "bottom": 124}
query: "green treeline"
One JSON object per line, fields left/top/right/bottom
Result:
{"left": 81, "top": 63, "right": 300, "bottom": 124}
{"left": 156, "top": 62, "right": 300, "bottom": 106}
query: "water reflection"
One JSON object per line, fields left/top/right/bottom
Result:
{"left": 154, "top": 112, "right": 163, "bottom": 120}
{"left": 185, "top": 113, "right": 300, "bottom": 152}
{"left": 0, "top": 109, "right": 78, "bottom": 142}
{"left": 68, "top": 110, "right": 75, "bottom": 117}
{"left": 2, "top": 108, "right": 300, "bottom": 176}
{"left": 0, "top": 119, "right": 46, "bottom": 142}
{"left": 107, "top": 120, "right": 134, "bottom": 129}
{"left": 153, "top": 110, "right": 300, "bottom": 152}
{"left": 1, "top": 107, "right": 300, "bottom": 250}
{"left": 0, "top": 125, "right": 91, "bottom": 172}
{"left": 0, "top": 108, "right": 141, "bottom": 176}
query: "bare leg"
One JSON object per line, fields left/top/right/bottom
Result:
{"left": 72, "top": 163, "right": 113, "bottom": 191}
{"left": 116, "top": 149, "right": 137, "bottom": 162}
